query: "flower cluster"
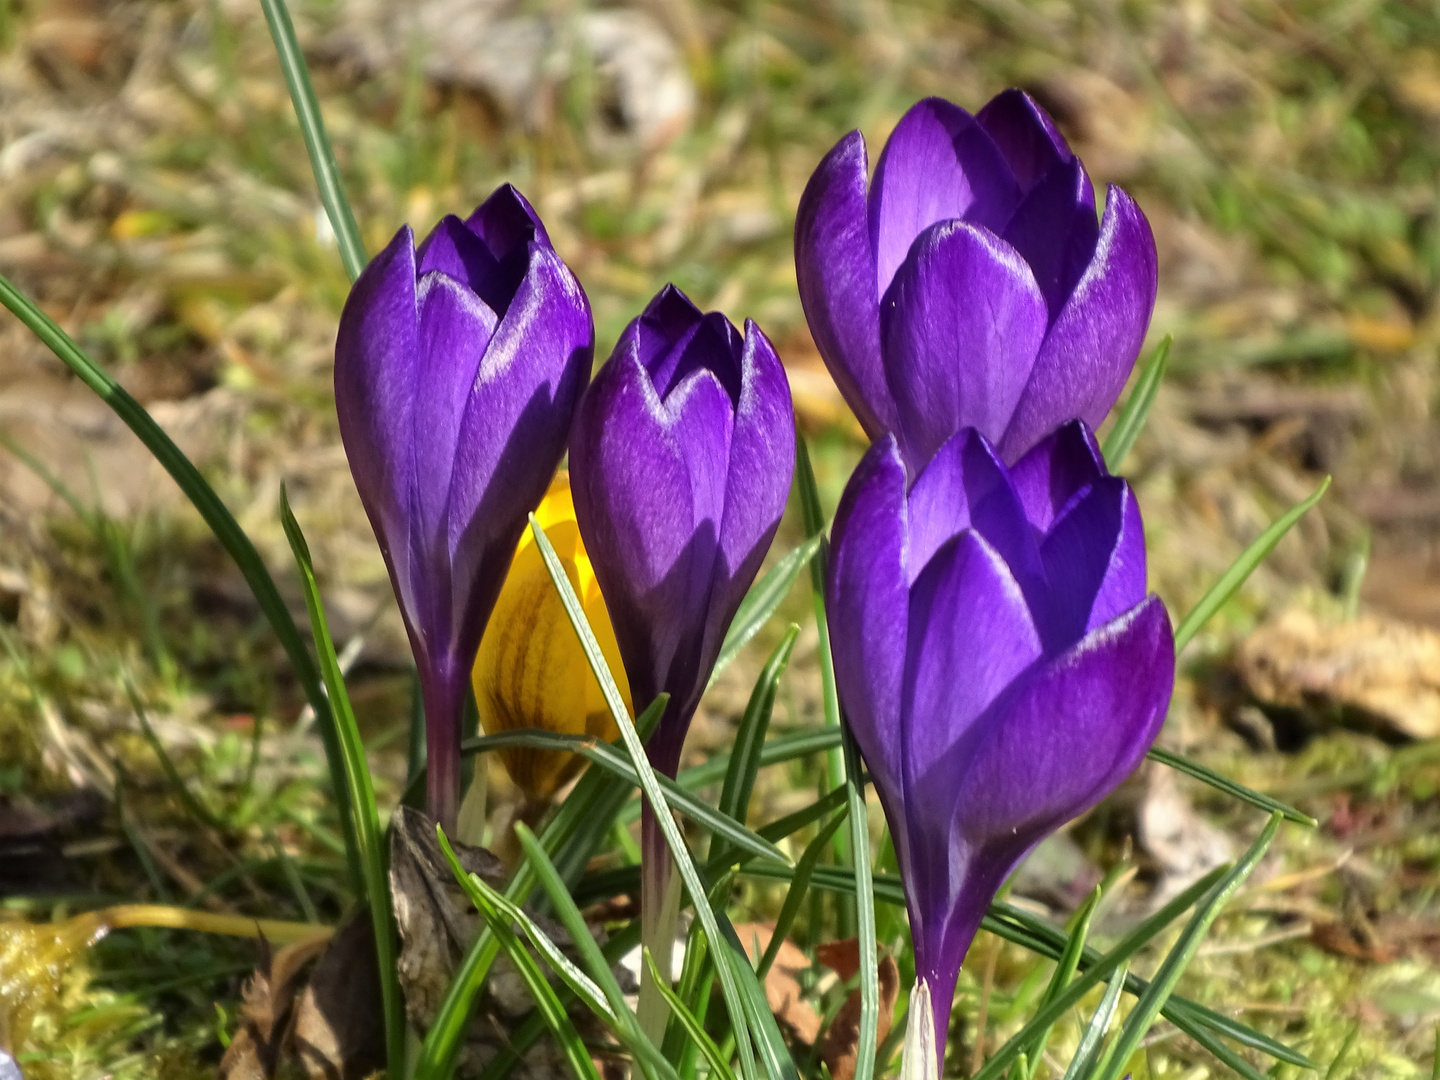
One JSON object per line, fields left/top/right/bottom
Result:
{"left": 333, "top": 88, "right": 1176, "bottom": 1075}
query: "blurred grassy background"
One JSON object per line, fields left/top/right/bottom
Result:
{"left": 2, "top": 0, "right": 1440, "bottom": 1075}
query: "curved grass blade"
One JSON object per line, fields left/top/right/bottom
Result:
{"left": 713, "top": 913, "right": 802, "bottom": 1080}
{"left": 1147, "top": 747, "right": 1316, "bottom": 825}
{"left": 258, "top": 0, "right": 367, "bottom": 282}
{"left": 0, "top": 271, "right": 361, "bottom": 894}
{"left": 529, "top": 511, "right": 762, "bottom": 1080}
{"left": 714, "top": 626, "right": 801, "bottom": 862}
{"left": 645, "top": 949, "right": 739, "bottom": 1080}
{"left": 1060, "top": 960, "right": 1128, "bottom": 1080}
{"left": 1020, "top": 888, "right": 1101, "bottom": 1080}
{"left": 415, "top": 696, "right": 669, "bottom": 1080}
{"left": 435, "top": 829, "right": 602, "bottom": 1080}
{"left": 757, "top": 811, "right": 847, "bottom": 979}
{"left": 1094, "top": 813, "right": 1283, "bottom": 1080}
{"left": 1101, "top": 335, "right": 1170, "bottom": 471}
{"left": 280, "top": 490, "right": 404, "bottom": 1079}
{"left": 709, "top": 536, "right": 821, "bottom": 689}
{"left": 1174, "top": 478, "right": 1330, "bottom": 651}
{"left": 462, "top": 730, "right": 789, "bottom": 867}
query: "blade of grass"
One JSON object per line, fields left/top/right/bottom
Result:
{"left": 462, "top": 729, "right": 789, "bottom": 867}
{"left": 713, "top": 912, "right": 803, "bottom": 1080}
{"left": 1021, "top": 888, "right": 1101, "bottom": 1080}
{"left": 756, "top": 811, "right": 847, "bottom": 979}
{"left": 1174, "top": 479, "right": 1330, "bottom": 651}
{"left": 258, "top": 0, "right": 366, "bottom": 281}
{"left": 1059, "top": 961, "right": 1128, "bottom": 1080}
{"left": 529, "top": 513, "right": 761, "bottom": 1080}
{"left": 1147, "top": 747, "right": 1316, "bottom": 825}
{"left": 0, "top": 271, "right": 362, "bottom": 895}
{"left": 1101, "top": 335, "right": 1170, "bottom": 471}
{"left": 714, "top": 625, "right": 800, "bottom": 861}
{"left": 435, "top": 829, "right": 603, "bottom": 1080}
{"left": 1094, "top": 813, "right": 1283, "bottom": 1080}
{"left": 280, "top": 489, "right": 404, "bottom": 1080}
{"left": 840, "top": 725, "right": 879, "bottom": 1080}
{"left": 122, "top": 676, "right": 226, "bottom": 831}
{"left": 709, "top": 537, "right": 820, "bottom": 689}
{"left": 645, "top": 949, "right": 739, "bottom": 1080}
{"left": 415, "top": 696, "right": 668, "bottom": 1080}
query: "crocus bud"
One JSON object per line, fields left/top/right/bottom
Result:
{"left": 796, "top": 91, "right": 1157, "bottom": 472}
{"left": 827, "top": 421, "right": 1175, "bottom": 1072}
{"left": 335, "top": 185, "right": 593, "bottom": 831}
{"left": 471, "top": 472, "right": 628, "bottom": 802}
{"left": 568, "top": 285, "right": 795, "bottom": 780}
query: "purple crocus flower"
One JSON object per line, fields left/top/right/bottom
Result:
{"left": 335, "top": 185, "right": 593, "bottom": 832}
{"left": 795, "top": 91, "right": 1157, "bottom": 472}
{"left": 827, "top": 420, "right": 1175, "bottom": 1070}
{"left": 569, "top": 284, "right": 795, "bottom": 780}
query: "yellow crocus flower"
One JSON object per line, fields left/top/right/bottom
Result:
{"left": 472, "top": 472, "right": 629, "bottom": 801}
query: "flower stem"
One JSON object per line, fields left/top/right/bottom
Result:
{"left": 638, "top": 802, "right": 682, "bottom": 1043}
{"left": 900, "top": 979, "right": 938, "bottom": 1080}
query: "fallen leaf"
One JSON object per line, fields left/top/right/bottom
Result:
{"left": 1237, "top": 607, "right": 1440, "bottom": 739}
{"left": 815, "top": 940, "right": 900, "bottom": 1080}
{"left": 290, "top": 912, "right": 386, "bottom": 1080}
{"left": 218, "top": 933, "right": 328, "bottom": 1079}
{"left": 732, "top": 921, "right": 821, "bottom": 1045}
{"left": 1136, "top": 766, "right": 1234, "bottom": 906}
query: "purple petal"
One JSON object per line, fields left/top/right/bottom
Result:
{"left": 446, "top": 245, "right": 593, "bottom": 655}
{"left": 998, "top": 186, "right": 1158, "bottom": 462}
{"left": 416, "top": 215, "right": 501, "bottom": 295}
{"left": 634, "top": 285, "right": 706, "bottom": 373}
{"left": 827, "top": 438, "right": 909, "bottom": 814}
{"left": 410, "top": 273, "right": 500, "bottom": 569}
{"left": 334, "top": 226, "right": 419, "bottom": 582}
{"left": 1008, "top": 420, "right": 1106, "bottom": 532}
{"left": 880, "top": 221, "right": 1047, "bottom": 473}
{"left": 999, "top": 159, "right": 1101, "bottom": 319}
{"left": 1037, "top": 478, "right": 1147, "bottom": 649}
{"left": 652, "top": 311, "right": 744, "bottom": 403}
{"left": 869, "top": 98, "right": 1023, "bottom": 297}
{"left": 975, "top": 89, "right": 1077, "bottom": 194}
{"left": 714, "top": 321, "right": 795, "bottom": 643}
{"left": 795, "top": 130, "right": 894, "bottom": 439}
{"left": 465, "top": 183, "right": 551, "bottom": 254}
{"left": 952, "top": 596, "right": 1174, "bottom": 847}
{"left": 906, "top": 429, "right": 1043, "bottom": 599}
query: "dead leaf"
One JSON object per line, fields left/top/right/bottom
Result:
{"left": 218, "top": 933, "right": 329, "bottom": 1079}
{"left": 815, "top": 941, "right": 900, "bottom": 1080}
{"left": 732, "top": 922, "right": 821, "bottom": 1045}
{"left": 1237, "top": 607, "right": 1440, "bottom": 739}
{"left": 290, "top": 912, "right": 386, "bottom": 1080}
{"left": 1137, "top": 766, "right": 1234, "bottom": 906}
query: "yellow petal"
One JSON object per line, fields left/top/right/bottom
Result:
{"left": 472, "top": 473, "right": 629, "bottom": 800}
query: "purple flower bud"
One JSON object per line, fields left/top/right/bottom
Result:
{"left": 569, "top": 285, "right": 795, "bottom": 779}
{"left": 334, "top": 185, "right": 594, "bottom": 830}
{"left": 796, "top": 91, "right": 1158, "bottom": 472}
{"left": 827, "top": 421, "right": 1175, "bottom": 1067}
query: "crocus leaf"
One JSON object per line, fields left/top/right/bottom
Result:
{"left": 1173, "top": 478, "right": 1331, "bottom": 651}
{"left": 1147, "top": 746, "right": 1316, "bottom": 825}
{"left": 280, "top": 490, "right": 404, "bottom": 1080}
{"left": 1100, "top": 335, "right": 1170, "bottom": 472}
{"left": 757, "top": 811, "right": 848, "bottom": 979}
{"left": 644, "top": 949, "right": 740, "bottom": 1080}
{"left": 1059, "top": 960, "right": 1128, "bottom": 1080}
{"left": 529, "top": 512, "right": 762, "bottom": 1080}
{"left": 1094, "top": 813, "right": 1283, "bottom": 1080}
{"left": 258, "top": 0, "right": 366, "bottom": 281}
{"left": 434, "top": 829, "right": 602, "bottom": 1080}
{"left": 710, "top": 538, "right": 821, "bottom": 688}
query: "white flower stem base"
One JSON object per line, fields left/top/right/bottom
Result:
{"left": 901, "top": 979, "right": 938, "bottom": 1080}
{"left": 637, "top": 851, "right": 683, "bottom": 1044}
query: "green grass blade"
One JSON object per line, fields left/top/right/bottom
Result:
{"left": 709, "top": 536, "right": 821, "bottom": 689}
{"left": 0, "top": 270, "right": 362, "bottom": 895}
{"left": 416, "top": 696, "right": 668, "bottom": 1079}
{"left": 645, "top": 949, "right": 739, "bottom": 1080}
{"left": 280, "top": 490, "right": 404, "bottom": 1079}
{"left": 122, "top": 677, "right": 225, "bottom": 831}
{"left": 794, "top": 432, "right": 848, "bottom": 877}
{"left": 528, "top": 512, "right": 761, "bottom": 1080}
{"left": 462, "top": 729, "right": 790, "bottom": 867}
{"left": 1094, "top": 813, "right": 1283, "bottom": 1080}
{"left": 1021, "top": 888, "right": 1101, "bottom": 1079}
{"left": 713, "top": 913, "right": 803, "bottom": 1080}
{"left": 1101, "top": 335, "right": 1170, "bottom": 471}
{"left": 1060, "top": 961, "right": 1128, "bottom": 1080}
{"left": 1173, "top": 478, "right": 1330, "bottom": 651}
{"left": 715, "top": 625, "right": 800, "bottom": 859}
{"left": 258, "top": 0, "right": 367, "bottom": 282}
{"left": 1147, "top": 747, "right": 1316, "bottom": 825}
{"left": 757, "top": 811, "right": 847, "bottom": 979}
{"left": 435, "top": 830, "right": 603, "bottom": 1080}
{"left": 840, "top": 725, "right": 880, "bottom": 1080}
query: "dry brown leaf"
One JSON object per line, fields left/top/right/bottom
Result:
{"left": 815, "top": 941, "right": 900, "bottom": 1080}
{"left": 731, "top": 921, "right": 821, "bottom": 1045}
{"left": 1237, "top": 607, "right": 1440, "bottom": 739}
{"left": 218, "top": 933, "right": 328, "bottom": 1079}
{"left": 290, "top": 912, "right": 386, "bottom": 1080}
